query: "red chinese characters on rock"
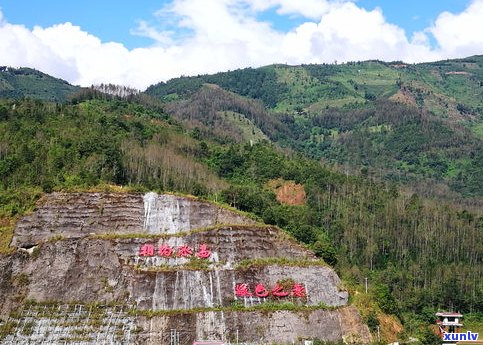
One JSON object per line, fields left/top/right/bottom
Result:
{"left": 158, "top": 244, "right": 174, "bottom": 257}
{"left": 234, "top": 282, "right": 306, "bottom": 298}
{"left": 254, "top": 283, "right": 269, "bottom": 298}
{"left": 139, "top": 244, "right": 155, "bottom": 257}
{"left": 234, "top": 283, "right": 252, "bottom": 297}
{"left": 271, "top": 283, "right": 290, "bottom": 297}
{"left": 138, "top": 243, "right": 211, "bottom": 259}
{"left": 291, "top": 283, "right": 306, "bottom": 297}
{"left": 177, "top": 244, "right": 193, "bottom": 257}
{"left": 196, "top": 244, "right": 211, "bottom": 259}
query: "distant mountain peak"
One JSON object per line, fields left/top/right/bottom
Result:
{"left": 0, "top": 66, "right": 80, "bottom": 102}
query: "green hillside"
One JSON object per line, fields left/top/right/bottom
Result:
{"left": 0, "top": 94, "right": 483, "bottom": 342}
{"left": 0, "top": 99, "right": 483, "bottom": 314}
{"left": 147, "top": 56, "right": 483, "bottom": 117}
{"left": 0, "top": 66, "right": 80, "bottom": 102}
{"left": 146, "top": 56, "right": 483, "bottom": 198}
{"left": 1, "top": 57, "right": 483, "bottom": 340}
{"left": 162, "top": 83, "right": 289, "bottom": 144}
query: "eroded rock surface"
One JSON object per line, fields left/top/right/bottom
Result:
{"left": 12, "top": 192, "right": 256, "bottom": 247}
{"left": 135, "top": 306, "right": 369, "bottom": 345}
{"left": 0, "top": 192, "right": 370, "bottom": 344}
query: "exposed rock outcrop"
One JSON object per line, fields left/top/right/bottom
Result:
{"left": 136, "top": 306, "right": 368, "bottom": 344}
{"left": 12, "top": 192, "right": 256, "bottom": 247}
{"left": 0, "top": 192, "right": 371, "bottom": 344}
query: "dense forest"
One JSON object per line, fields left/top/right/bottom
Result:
{"left": 1, "top": 57, "right": 483, "bottom": 343}
{"left": 1, "top": 96, "right": 481, "bottom": 313}
{"left": 0, "top": 67, "right": 80, "bottom": 101}
{"left": 147, "top": 56, "right": 483, "bottom": 200}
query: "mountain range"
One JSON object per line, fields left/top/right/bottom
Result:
{"left": 145, "top": 56, "right": 483, "bottom": 199}
{"left": 1, "top": 56, "right": 482, "bottom": 343}
{"left": 6, "top": 56, "right": 482, "bottom": 199}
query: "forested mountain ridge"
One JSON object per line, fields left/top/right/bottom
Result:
{"left": 0, "top": 67, "right": 80, "bottom": 101}
{"left": 146, "top": 56, "right": 483, "bottom": 198}
{"left": 0, "top": 88, "right": 482, "bottom": 343}
{"left": 1, "top": 57, "right": 483, "bottom": 339}
{"left": 147, "top": 55, "right": 483, "bottom": 120}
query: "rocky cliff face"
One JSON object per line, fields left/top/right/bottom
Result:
{"left": 134, "top": 307, "right": 369, "bottom": 344}
{"left": 12, "top": 192, "right": 255, "bottom": 247}
{"left": 0, "top": 192, "right": 371, "bottom": 344}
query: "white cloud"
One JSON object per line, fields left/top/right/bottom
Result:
{"left": 154, "top": 0, "right": 282, "bottom": 49}
{"left": 130, "top": 20, "right": 174, "bottom": 46}
{"left": 0, "top": 19, "right": 78, "bottom": 80}
{"left": 428, "top": 0, "right": 483, "bottom": 58}
{"left": 246, "top": 0, "right": 334, "bottom": 19}
{"left": 0, "top": 0, "right": 482, "bottom": 90}
{"left": 281, "top": 2, "right": 439, "bottom": 64}
{"left": 32, "top": 23, "right": 135, "bottom": 86}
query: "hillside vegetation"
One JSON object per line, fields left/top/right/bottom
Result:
{"left": 0, "top": 67, "right": 80, "bottom": 101}
{"left": 1, "top": 94, "right": 481, "bottom": 305}
{"left": 147, "top": 56, "right": 483, "bottom": 199}
{"left": 1, "top": 56, "right": 483, "bottom": 343}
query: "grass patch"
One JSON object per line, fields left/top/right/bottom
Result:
{"left": 56, "top": 183, "right": 135, "bottom": 193}
{"left": 91, "top": 223, "right": 274, "bottom": 241}
{"left": 11, "top": 299, "right": 336, "bottom": 322}
{"left": 0, "top": 320, "right": 17, "bottom": 340}
{"left": 218, "top": 110, "right": 269, "bottom": 143}
{"left": 10, "top": 273, "right": 29, "bottom": 287}
{"left": 130, "top": 301, "right": 335, "bottom": 318}
{"left": 307, "top": 96, "right": 364, "bottom": 113}
{"left": 135, "top": 250, "right": 322, "bottom": 273}
{"left": 236, "top": 257, "right": 327, "bottom": 270}
{"left": 0, "top": 225, "right": 14, "bottom": 254}
{"left": 343, "top": 280, "right": 403, "bottom": 343}
{"left": 463, "top": 313, "right": 483, "bottom": 335}
{"left": 471, "top": 122, "right": 483, "bottom": 139}
{"left": 134, "top": 256, "right": 211, "bottom": 272}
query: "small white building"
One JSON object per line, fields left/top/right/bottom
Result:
{"left": 436, "top": 312, "right": 463, "bottom": 345}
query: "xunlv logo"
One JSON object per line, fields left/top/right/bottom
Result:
{"left": 443, "top": 331, "right": 479, "bottom": 341}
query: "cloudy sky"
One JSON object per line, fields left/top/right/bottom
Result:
{"left": 1, "top": 0, "right": 482, "bottom": 90}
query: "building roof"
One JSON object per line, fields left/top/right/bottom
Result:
{"left": 436, "top": 312, "right": 463, "bottom": 317}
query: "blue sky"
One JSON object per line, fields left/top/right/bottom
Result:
{"left": 0, "top": 0, "right": 471, "bottom": 49}
{"left": 0, "top": 0, "right": 482, "bottom": 89}
{"left": 357, "top": 1, "right": 468, "bottom": 35}
{"left": 0, "top": 1, "right": 158, "bottom": 49}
